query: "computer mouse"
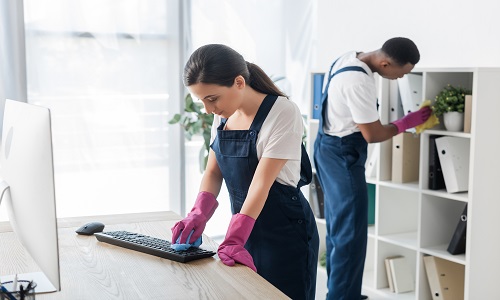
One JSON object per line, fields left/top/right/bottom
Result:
{"left": 76, "top": 222, "right": 105, "bottom": 235}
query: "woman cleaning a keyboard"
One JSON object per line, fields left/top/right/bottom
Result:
{"left": 171, "top": 44, "right": 319, "bottom": 300}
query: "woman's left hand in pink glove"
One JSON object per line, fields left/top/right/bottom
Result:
{"left": 217, "top": 213, "right": 257, "bottom": 272}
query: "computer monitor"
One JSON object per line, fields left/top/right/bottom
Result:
{"left": 0, "top": 99, "right": 61, "bottom": 293}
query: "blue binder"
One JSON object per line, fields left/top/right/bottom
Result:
{"left": 311, "top": 73, "right": 325, "bottom": 119}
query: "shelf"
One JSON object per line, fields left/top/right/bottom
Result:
{"left": 424, "top": 129, "right": 471, "bottom": 139}
{"left": 421, "top": 189, "right": 468, "bottom": 202}
{"left": 306, "top": 68, "right": 500, "bottom": 299}
{"left": 378, "top": 180, "right": 419, "bottom": 192}
{"left": 378, "top": 231, "right": 418, "bottom": 250}
{"left": 368, "top": 288, "right": 416, "bottom": 300}
{"left": 368, "top": 225, "right": 375, "bottom": 237}
{"left": 420, "top": 244, "right": 466, "bottom": 265}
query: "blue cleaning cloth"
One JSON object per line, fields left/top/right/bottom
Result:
{"left": 170, "top": 230, "right": 202, "bottom": 251}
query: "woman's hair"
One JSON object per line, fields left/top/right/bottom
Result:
{"left": 381, "top": 37, "right": 420, "bottom": 66}
{"left": 183, "top": 44, "right": 286, "bottom": 97}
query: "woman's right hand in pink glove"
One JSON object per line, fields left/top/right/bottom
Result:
{"left": 391, "top": 106, "right": 432, "bottom": 134}
{"left": 171, "top": 191, "right": 218, "bottom": 244}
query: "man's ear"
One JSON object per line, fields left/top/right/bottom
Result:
{"left": 380, "top": 60, "right": 391, "bottom": 68}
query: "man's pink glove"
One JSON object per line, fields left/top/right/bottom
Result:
{"left": 171, "top": 191, "right": 218, "bottom": 244}
{"left": 217, "top": 213, "right": 257, "bottom": 272}
{"left": 391, "top": 106, "right": 432, "bottom": 134}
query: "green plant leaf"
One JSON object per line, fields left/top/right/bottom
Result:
{"left": 166, "top": 93, "right": 214, "bottom": 172}
{"left": 431, "top": 84, "right": 472, "bottom": 116}
{"left": 168, "top": 114, "right": 181, "bottom": 124}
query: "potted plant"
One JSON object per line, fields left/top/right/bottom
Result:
{"left": 169, "top": 93, "right": 214, "bottom": 172}
{"left": 431, "top": 84, "right": 472, "bottom": 131}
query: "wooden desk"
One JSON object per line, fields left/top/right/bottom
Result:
{"left": 0, "top": 211, "right": 289, "bottom": 299}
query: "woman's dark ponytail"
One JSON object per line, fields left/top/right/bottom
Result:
{"left": 246, "top": 62, "right": 286, "bottom": 97}
{"left": 183, "top": 44, "right": 286, "bottom": 97}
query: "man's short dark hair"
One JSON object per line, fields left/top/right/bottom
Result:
{"left": 381, "top": 37, "right": 420, "bottom": 66}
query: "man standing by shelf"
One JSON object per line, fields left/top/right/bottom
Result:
{"left": 314, "top": 37, "right": 431, "bottom": 300}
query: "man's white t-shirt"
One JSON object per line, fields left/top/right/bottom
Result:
{"left": 210, "top": 96, "right": 304, "bottom": 187}
{"left": 323, "top": 51, "right": 379, "bottom": 137}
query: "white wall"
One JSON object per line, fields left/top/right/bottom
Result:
{"left": 315, "top": 0, "right": 500, "bottom": 70}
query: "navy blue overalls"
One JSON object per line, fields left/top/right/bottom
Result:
{"left": 313, "top": 60, "right": 370, "bottom": 300}
{"left": 211, "top": 95, "right": 319, "bottom": 300}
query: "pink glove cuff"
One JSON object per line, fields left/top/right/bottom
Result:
{"left": 391, "top": 119, "right": 406, "bottom": 134}
{"left": 171, "top": 191, "right": 218, "bottom": 244}
{"left": 191, "top": 191, "right": 218, "bottom": 220}
{"left": 225, "top": 213, "right": 255, "bottom": 242}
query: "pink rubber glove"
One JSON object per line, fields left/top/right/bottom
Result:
{"left": 171, "top": 191, "right": 218, "bottom": 244}
{"left": 392, "top": 106, "right": 432, "bottom": 134}
{"left": 217, "top": 213, "right": 257, "bottom": 272}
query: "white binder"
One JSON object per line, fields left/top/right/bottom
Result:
{"left": 389, "top": 80, "right": 404, "bottom": 122}
{"left": 397, "top": 73, "right": 423, "bottom": 115}
{"left": 435, "top": 137, "right": 470, "bottom": 193}
{"left": 365, "top": 143, "right": 379, "bottom": 178}
{"left": 389, "top": 256, "right": 415, "bottom": 293}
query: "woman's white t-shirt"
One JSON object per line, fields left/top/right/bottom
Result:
{"left": 323, "top": 51, "right": 379, "bottom": 137}
{"left": 210, "top": 96, "right": 304, "bottom": 187}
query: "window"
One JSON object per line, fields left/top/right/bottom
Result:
{"left": 23, "top": 0, "right": 182, "bottom": 217}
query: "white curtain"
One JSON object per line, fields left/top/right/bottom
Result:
{"left": 21, "top": 0, "right": 183, "bottom": 218}
{"left": 0, "top": 0, "right": 28, "bottom": 221}
{"left": 0, "top": 0, "right": 28, "bottom": 129}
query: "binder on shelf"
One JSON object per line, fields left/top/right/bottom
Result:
{"left": 435, "top": 137, "right": 470, "bottom": 193}
{"left": 365, "top": 143, "right": 379, "bottom": 178}
{"left": 447, "top": 204, "right": 468, "bottom": 255}
{"left": 428, "top": 135, "right": 446, "bottom": 190}
{"left": 389, "top": 256, "right": 414, "bottom": 293}
{"left": 309, "top": 172, "right": 324, "bottom": 218}
{"left": 397, "top": 73, "right": 423, "bottom": 115}
{"left": 384, "top": 255, "right": 402, "bottom": 292}
{"left": 392, "top": 132, "right": 420, "bottom": 183}
{"left": 311, "top": 73, "right": 325, "bottom": 119}
{"left": 463, "top": 95, "right": 472, "bottom": 133}
{"left": 423, "top": 256, "right": 465, "bottom": 300}
{"left": 389, "top": 80, "right": 404, "bottom": 122}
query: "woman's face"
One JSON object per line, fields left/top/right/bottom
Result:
{"left": 187, "top": 76, "right": 244, "bottom": 119}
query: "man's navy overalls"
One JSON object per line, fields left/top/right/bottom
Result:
{"left": 211, "top": 95, "right": 319, "bottom": 300}
{"left": 313, "top": 60, "right": 370, "bottom": 300}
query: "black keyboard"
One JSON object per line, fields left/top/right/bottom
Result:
{"left": 94, "top": 231, "right": 216, "bottom": 263}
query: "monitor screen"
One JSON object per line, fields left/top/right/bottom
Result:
{"left": 0, "top": 99, "right": 60, "bottom": 293}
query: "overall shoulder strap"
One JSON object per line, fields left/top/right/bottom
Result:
{"left": 249, "top": 94, "right": 278, "bottom": 132}
{"left": 317, "top": 59, "right": 370, "bottom": 135}
{"left": 321, "top": 63, "right": 368, "bottom": 103}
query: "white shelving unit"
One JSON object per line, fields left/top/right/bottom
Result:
{"left": 306, "top": 68, "right": 500, "bottom": 300}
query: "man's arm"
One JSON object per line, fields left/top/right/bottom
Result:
{"left": 357, "top": 120, "right": 398, "bottom": 143}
